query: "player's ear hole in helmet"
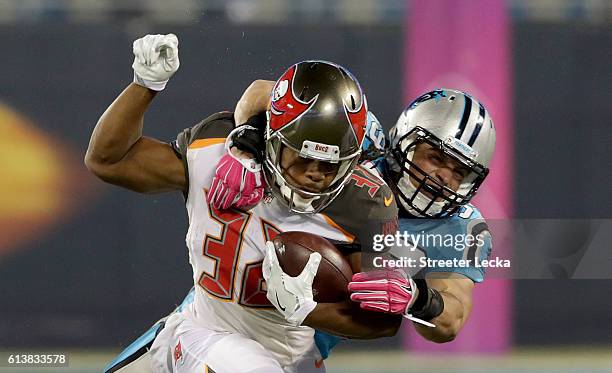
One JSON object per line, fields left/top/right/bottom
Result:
{"left": 263, "top": 60, "right": 368, "bottom": 214}
{"left": 386, "top": 89, "right": 496, "bottom": 218}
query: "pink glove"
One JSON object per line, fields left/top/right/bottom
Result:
{"left": 348, "top": 269, "right": 417, "bottom": 314}
{"left": 207, "top": 153, "right": 265, "bottom": 210}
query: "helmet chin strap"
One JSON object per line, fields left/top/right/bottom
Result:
{"left": 277, "top": 177, "right": 318, "bottom": 212}
{"left": 397, "top": 174, "right": 445, "bottom": 217}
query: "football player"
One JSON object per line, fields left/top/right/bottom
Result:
{"left": 203, "top": 82, "right": 496, "bottom": 347}
{"left": 87, "top": 34, "right": 401, "bottom": 373}
{"left": 348, "top": 89, "right": 495, "bottom": 343}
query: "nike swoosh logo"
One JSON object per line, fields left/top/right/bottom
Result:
{"left": 400, "top": 284, "right": 413, "bottom": 295}
{"left": 384, "top": 195, "right": 393, "bottom": 206}
{"left": 275, "top": 291, "right": 286, "bottom": 311}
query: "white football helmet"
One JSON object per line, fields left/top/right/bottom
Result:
{"left": 387, "top": 89, "right": 496, "bottom": 217}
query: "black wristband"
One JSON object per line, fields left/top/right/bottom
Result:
{"left": 242, "top": 112, "right": 267, "bottom": 132}
{"left": 233, "top": 127, "right": 265, "bottom": 162}
{"left": 410, "top": 279, "right": 444, "bottom": 321}
{"left": 233, "top": 113, "right": 267, "bottom": 162}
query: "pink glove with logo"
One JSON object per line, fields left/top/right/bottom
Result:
{"left": 348, "top": 269, "right": 436, "bottom": 327}
{"left": 207, "top": 152, "right": 265, "bottom": 210}
{"left": 348, "top": 269, "right": 417, "bottom": 313}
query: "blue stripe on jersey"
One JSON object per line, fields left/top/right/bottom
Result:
{"left": 176, "top": 287, "right": 195, "bottom": 311}
{"left": 314, "top": 330, "right": 342, "bottom": 359}
{"left": 103, "top": 288, "right": 195, "bottom": 373}
{"left": 103, "top": 322, "right": 163, "bottom": 372}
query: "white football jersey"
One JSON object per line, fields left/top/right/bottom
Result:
{"left": 172, "top": 112, "right": 397, "bottom": 366}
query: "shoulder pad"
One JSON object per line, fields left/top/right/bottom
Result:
{"left": 172, "top": 111, "right": 235, "bottom": 158}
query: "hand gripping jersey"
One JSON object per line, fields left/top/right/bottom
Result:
{"left": 170, "top": 112, "right": 397, "bottom": 366}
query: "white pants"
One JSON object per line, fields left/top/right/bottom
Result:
{"left": 150, "top": 312, "right": 325, "bottom": 373}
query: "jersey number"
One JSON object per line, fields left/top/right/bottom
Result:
{"left": 350, "top": 167, "right": 384, "bottom": 198}
{"left": 199, "top": 206, "right": 279, "bottom": 308}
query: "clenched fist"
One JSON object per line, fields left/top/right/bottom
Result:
{"left": 132, "top": 34, "right": 180, "bottom": 91}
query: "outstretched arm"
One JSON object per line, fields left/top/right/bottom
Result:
{"left": 84, "top": 34, "right": 186, "bottom": 194}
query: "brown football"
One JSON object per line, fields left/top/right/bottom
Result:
{"left": 271, "top": 231, "right": 353, "bottom": 303}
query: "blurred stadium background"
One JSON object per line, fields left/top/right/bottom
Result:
{"left": 0, "top": 0, "right": 611, "bottom": 372}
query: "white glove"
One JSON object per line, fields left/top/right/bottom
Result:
{"left": 262, "top": 241, "right": 321, "bottom": 327}
{"left": 132, "top": 34, "right": 180, "bottom": 91}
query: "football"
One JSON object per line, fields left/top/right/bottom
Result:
{"left": 271, "top": 231, "right": 353, "bottom": 303}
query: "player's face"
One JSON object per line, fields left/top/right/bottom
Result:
{"left": 409, "top": 142, "right": 469, "bottom": 196}
{"left": 279, "top": 146, "right": 340, "bottom": 194}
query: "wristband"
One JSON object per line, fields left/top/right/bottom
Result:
{"left": 230, "top": 113, "right": 266, "bottom": 162}
{"left": 232, "top": 127, "right": 265, "bottom": 163}
{"left": 409, "top": 279, "right": 444, "bottom": 321}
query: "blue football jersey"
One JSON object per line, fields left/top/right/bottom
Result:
{"left": 395, "top": 204, "right": 492, "bottom": 283}
{"left": 314, "top": 113, "right": 494, "bottom": 359}
{"left": 315, "top": 206, "right": 492, "bottom": 359}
